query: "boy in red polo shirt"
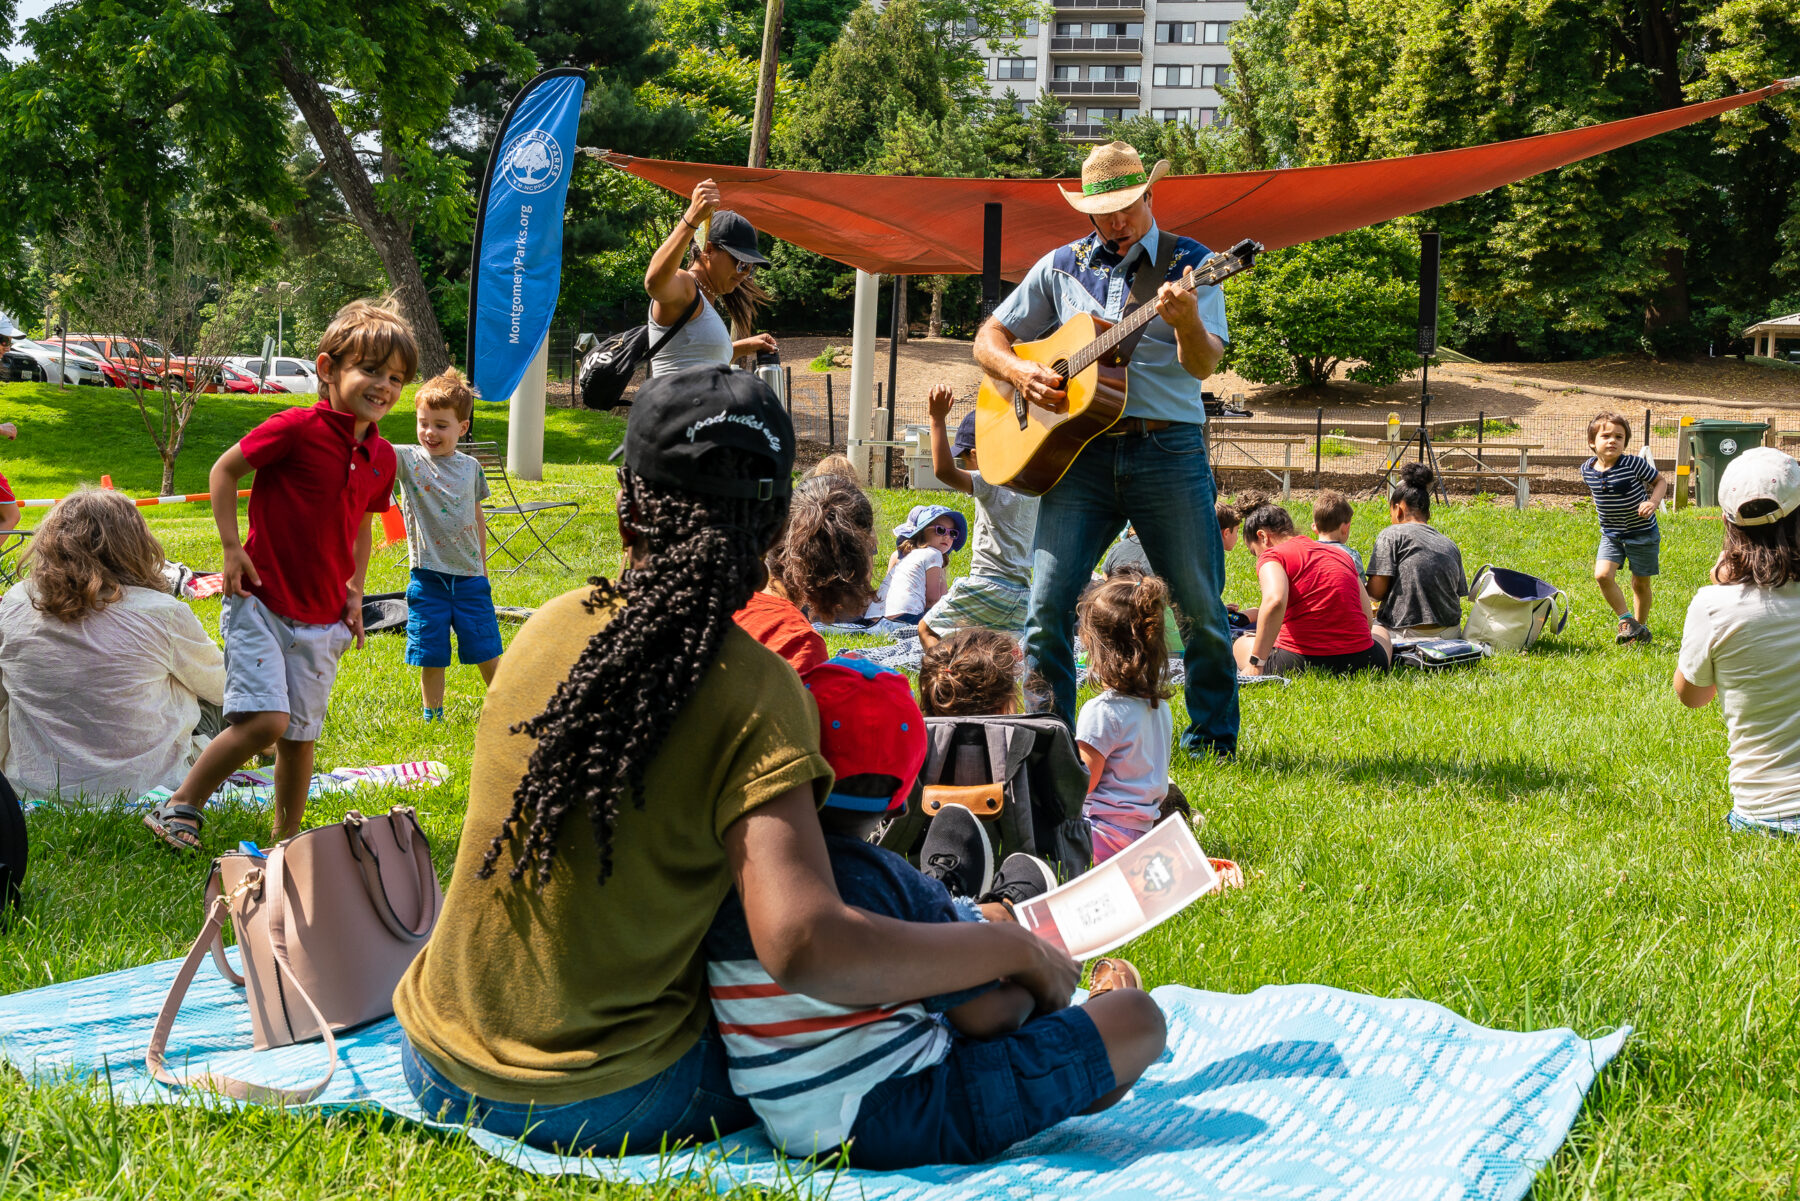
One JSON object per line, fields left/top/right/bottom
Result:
{"left": 145, "top": 300, "right": 418, "bottom": 852}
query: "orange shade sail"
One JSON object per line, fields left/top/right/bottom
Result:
{"left": 605, "top": 79, "right": 1794, "bottom": 277}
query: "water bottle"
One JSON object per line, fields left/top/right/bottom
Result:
{"left": 755, "top": 348, "right": 784, "bottom": 406}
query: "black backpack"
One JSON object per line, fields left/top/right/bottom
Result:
{"left": 0, "top": 772, "right": 25, "bottom": 912}
{"left": 576, "top": 293, "right": 701, "bottom": 410}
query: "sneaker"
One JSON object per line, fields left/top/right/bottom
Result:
{"left": 1615, "top": 616, "right": 1651, "bottom": 645}
{"left": 422, "top": 707, "right": 444, "bottom": 722}
{"left": 1088, "top": 957, "right": 1143, "bottom": 996}
{"left": 920, "top": 804, "right": 994, "bottom": 900}
{"left": 982, "top": 852, "right": 1058, "bottom": 909}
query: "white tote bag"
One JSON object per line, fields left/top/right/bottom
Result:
{"left": 1462, "top": 565, "right": 1569, "bottom": 654}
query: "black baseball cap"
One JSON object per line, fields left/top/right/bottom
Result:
{"left": 708, "top": 210, "right": 770, "bottom": 267}
{"left": 623, "top": 365, "right": 793, "bottom": 501}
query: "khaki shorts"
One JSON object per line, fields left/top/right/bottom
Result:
{"left": 221, "top": 594, "right": 353, "bottom": 742}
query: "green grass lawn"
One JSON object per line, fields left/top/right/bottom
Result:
{"left": 0, "top": 381, "right": 1793, "bottom": 1197}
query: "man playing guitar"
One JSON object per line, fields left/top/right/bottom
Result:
{"left": 973, "top": 141, "right": 1239, "bottom": 756}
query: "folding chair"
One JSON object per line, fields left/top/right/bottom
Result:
{"left": 462, "top": 441, "right": 580, "bottom": 577}
{"left": 0, "top": 529, "right": 32, "bottom": 586}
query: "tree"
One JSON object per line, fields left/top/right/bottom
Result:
{"left": 55, "top": 206, "right": 259, "bottom": 496}
{"left": 1105, "top": 115, "right": 1255, "bottom": 175}
{"left": 1223, "top": 224, "right": 1422, "bottom": 389}
{"left": 1240, "top": 0, "right": 1800, "bottom": 357}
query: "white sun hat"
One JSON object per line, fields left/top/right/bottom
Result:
{"left": 1719, "top": 446, "right": 1800, "bottom": 526}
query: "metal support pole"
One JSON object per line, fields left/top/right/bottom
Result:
{"left": 784, "top": 366, "right": 793, "bottom": 417}
{"left": 1477, "top": 410, "right": 1484, "bottom": 466}
{"left": 1314, "top": 406, "right": 1322, "bottom": 478}
{"left": 825, "top": 374, "right": 835, "bottom": 448}
{"left": 886, "top": 275, "right": 902, "bottom": 488}
{"left": 848, "top": 269, "right": 879, "bottom": 482}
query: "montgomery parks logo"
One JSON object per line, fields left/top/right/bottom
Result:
{"left": 501, "top": 129, "right": 563, "bottom": 195}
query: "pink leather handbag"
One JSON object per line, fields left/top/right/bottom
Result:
{"left": 148, "top": 807, "right": 442, "bottom": 1103}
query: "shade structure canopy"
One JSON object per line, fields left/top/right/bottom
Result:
{"left": 1745, "top": 312, "right": 1800, "bottom": 358}
{"left": 606, "top": 79, "right": 1795, "bottom": 278}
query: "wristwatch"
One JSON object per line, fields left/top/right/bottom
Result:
{"left": 1247, "top": 653, "right": 1266, "bottom": 668}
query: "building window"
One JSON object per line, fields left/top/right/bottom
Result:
{"left": 1151, "top": 108, "right": 1190, "bottom": 124}
{"left": 1055, "top": 20, "right": 1083, "bottom": 35}
{"left": 1153, "top": 65, "right": 1194, "bottom": 87}
{"left": 1013, "top": 17, "right": 1039, "bottom": 36}
{"left": 995, "top": 57, "right": 1036, "bottom": 80}
{"left": 1155, "top": 22, "right": 1196, "bottom": 43}
{"left": 1202, "top": 20, "right": 1232, "bottom": 43}
{"left": 1084, "top": 107, "right": 1138, "bottom": 123}
{"left": 1095, "top": 64, "right": 1141, "bottom": 81}
{"left": 1198, "top": 107, "right": 1227, "bottom": 126}
{"left": 1053, "top": 64, "right": 1082, "bottom": 80}
{"left": 1200, "top": 64, "right": 1230, "bottom": 87}
{"left": 1015, "top": 99, "right": 1033, "bottom": 115}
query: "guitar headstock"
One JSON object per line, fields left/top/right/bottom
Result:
{"left": 1227, "top": 238, "right": 1263, "bottom": 268}
{"left": 1193, "top": 238, "right": 1265, "bottom": 287}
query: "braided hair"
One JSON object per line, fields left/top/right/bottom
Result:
{"left": 478, "top": 449, "right": 790, "bottom": 889}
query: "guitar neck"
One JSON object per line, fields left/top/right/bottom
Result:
{"left": 1064, "top": 246, "right": 1253, "bottom": 379}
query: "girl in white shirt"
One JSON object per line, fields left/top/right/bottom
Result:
{"left": 0, "top": 489, "right": 225, "bottom": 801}
{"left": 1675, "top": 448, "right": 1800, "bottom": 834}
{"left": 865, "top": 504, "right": 966, "bottom": 624}
{"left": 1075, "top": 573, "right": 1174, "bottom": 862}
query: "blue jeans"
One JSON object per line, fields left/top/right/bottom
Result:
{"left": 401, "top": 1029, "right": 754, "bottom": 1155}
{"left": 1025, "top": 422, "right": 1239, "bottom": 755}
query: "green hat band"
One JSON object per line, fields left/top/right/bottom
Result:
{"left": 1083, "top": 170, "right": 1147, "bottom": 196}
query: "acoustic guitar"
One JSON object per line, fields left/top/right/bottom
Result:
{"left": 975, "top": 238, "right": 1262, "bottom": 496}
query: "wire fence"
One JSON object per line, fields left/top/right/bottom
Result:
{"left": 767, "top": 373, "right": 1800, "bottom": 500}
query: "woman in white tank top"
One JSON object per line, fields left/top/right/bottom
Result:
{"left": 644, "top": 179, "right": 777, "bottom": 378}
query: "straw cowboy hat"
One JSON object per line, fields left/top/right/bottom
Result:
{"left": 1059, "top": 141, "right": 1171, "bottom": 214}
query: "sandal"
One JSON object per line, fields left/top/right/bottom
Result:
{"left": 144, "top": 802, "right": 204, "bottom": 854}
{"left": 1088, "top": 957, "right": 1143, "bottom": 996}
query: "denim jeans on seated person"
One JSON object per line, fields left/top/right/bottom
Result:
{"left": 401, "top": 1027, "right": 754, "bottom": 1156}
{"left": 1024, "top": 423, "right": 1239, "bottom": 756}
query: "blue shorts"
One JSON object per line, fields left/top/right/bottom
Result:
{"left": 405, "top": 567, "right": 504, "bottom": 668}
{"left": 1598, "top": 525, "right": 1660, "bottom": 577}
{"left": 844, "top": 1004, "right": 1116, "bottom": 1169}
{"left": 1726, "top": 810, "right": 1800, "bottom": 837}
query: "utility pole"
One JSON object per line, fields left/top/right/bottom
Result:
{"left": 747, "top": 0, "right": 783, "bottom": 168}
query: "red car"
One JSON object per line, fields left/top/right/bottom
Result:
{"left": 218, "top": 363, "right": 289, "bottom": 394}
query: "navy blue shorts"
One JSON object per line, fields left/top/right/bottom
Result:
{"left": 1598, "top": 525, "right": 1661, "bottom": 577}
{"left": 844, "top": 1005, "right": 1115, "bottom": 1169}
{"left": 405, "top": 567, "right": 504, "bottom": 668}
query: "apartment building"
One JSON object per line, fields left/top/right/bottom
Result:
{"left": 979, "top": 0, "right": 1245, "bottom": 142}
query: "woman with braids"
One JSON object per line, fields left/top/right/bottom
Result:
{"left": 644, "top": 178, "right": 776, "bottom": 377}
{"left": 1366, "top": 462, "right": 1467, "bottom": 636}
{"left": 395, "top": 367, "right": 1147, "bottom": 1158}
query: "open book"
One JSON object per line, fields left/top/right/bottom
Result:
{"left": 1014, "top": 817, "right": 1219, "bottom": 961}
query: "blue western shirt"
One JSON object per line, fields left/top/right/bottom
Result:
{"left": 991, "top": 222, "right": 1229, "bottom": 425}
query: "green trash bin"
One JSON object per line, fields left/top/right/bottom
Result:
{"left": 1689, "top": 419, "right": 1770, "bottom": 508}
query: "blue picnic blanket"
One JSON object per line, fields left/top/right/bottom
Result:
{"left": 0, "top": 952, "right": 1625, "bottom": 1198}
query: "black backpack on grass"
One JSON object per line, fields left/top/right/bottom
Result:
{"left": 0, "top": 772, "right": 25, "bottom": 912}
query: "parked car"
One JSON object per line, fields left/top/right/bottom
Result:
{"left": 62, "top": 333, "right": 204, "bottom": 388}
{"left": 8, "top": 338, "right": 108, "bottom": 386}
{"left": 219, "top": 364, "right": 289, "bottom": 394}
{"left": 225, "top": 355, "right": 318, "bottom": 394}
{"left": 43, "top": 340, "right": 129, "bottom": 387}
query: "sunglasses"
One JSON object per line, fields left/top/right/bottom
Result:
{"left": 928, "top": 524, "right": 956, "bottom": 537}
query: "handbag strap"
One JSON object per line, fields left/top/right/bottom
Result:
{"left": 147, "top": 862, "right": 340, "bottom": 1105}
{"left": 344, "top": 810, "right": 438, "bottom": 942}
{"left": 202, "top": 861, "right": 245, "bottom": 986}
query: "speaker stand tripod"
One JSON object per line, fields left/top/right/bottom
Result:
{"left": 1373, "top": 355, "right": 1448, "bottom": 503}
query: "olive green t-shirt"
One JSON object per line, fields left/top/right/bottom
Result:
{"left": 393, "top": 586, "right": 832, "bottom": 1104}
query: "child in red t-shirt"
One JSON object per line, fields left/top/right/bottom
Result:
{"left": 145, "top": 300, "right": 417, "bottom": 852}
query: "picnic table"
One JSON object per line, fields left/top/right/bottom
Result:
{"left": 1205, "top": 431, "right": 1310, "bottom": 499}
{"left": 1390, "top": 441, "right": 1545, "bottom": 509}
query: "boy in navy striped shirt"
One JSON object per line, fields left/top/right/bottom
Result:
{"left": 1580, "top": 412, "right": 1667, "bottom": 645}
{"left": 704, "top": 657, "right": 1160, "bottom": 1167}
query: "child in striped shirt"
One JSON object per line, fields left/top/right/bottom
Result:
{"left": 1580, "top": 412, "right": 1667, "bottom": 645}
{"left": 704, "top": 657, "right": 1160, "bottom": 1167}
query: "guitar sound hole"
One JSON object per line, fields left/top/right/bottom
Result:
{"left": 1051, "top": 359, "right": 1071, "bottom": 384}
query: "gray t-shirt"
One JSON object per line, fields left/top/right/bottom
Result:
{"left": 1102, "top": 530, "right": 1151, "bottom": 578}
{"left": 969, "top": 472, "right": 1039, "bottom": 587}
{"left": 1367, "top": 522, "right": 1466, "bottom": 629}
{"left": 393, "top": 445, "right": 491, "bottom": 578}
